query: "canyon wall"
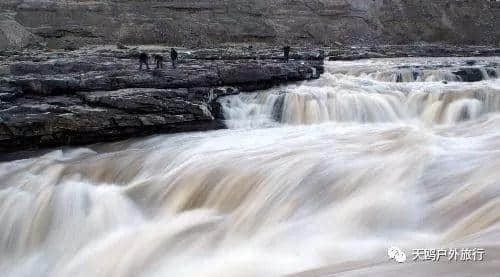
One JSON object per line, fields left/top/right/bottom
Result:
{"left": 1, "top": 0, "right": 499, "bottom": 50}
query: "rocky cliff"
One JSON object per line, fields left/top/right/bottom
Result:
{"left": 1, "top": 0, "right": 499, "bottom": 50}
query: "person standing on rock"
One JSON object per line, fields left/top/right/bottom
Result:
{"left": 153, "top": 54, "right": 164, "bottom": 69}
{"left": 170, "top": 48, "right": 178, "bottom": 68}
{"left": 283, "top": 46, "right": 291, "bottom": 62}
{"left": 139, "top": 52, "right": 150, "bottom": 70}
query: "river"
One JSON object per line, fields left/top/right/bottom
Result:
{"left": 1, "top": 57, "right": 500, "bottom": 276}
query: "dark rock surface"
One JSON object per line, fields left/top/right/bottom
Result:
{"left": 1, "top": 0, "right": 499, "bottom": 50}
{"left": 0, "top": 46, "right": 323, "bottom": 153}
{"left": 453, "top": 68, "right": 486, "bottom": 82}
{"left": 327, "top": 45, "right": 500, "bottom": 60}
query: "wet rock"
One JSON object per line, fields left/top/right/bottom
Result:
{"left": 453, "top": 68, "right": 485, "bottom": 82}
{"left": 465, "top": 60, "right": 477, "bottom": 66}
{"left": 396, "top": 73, "right": 403, "bottom": 83}
{"left": 272, "top": 94, "right": 285, "bottom": 122}
{"left": 412, "top": 70, "right": 420, "bottom": 81}
{"left": 487, "top": 68, "right": 498, "bottom": 78}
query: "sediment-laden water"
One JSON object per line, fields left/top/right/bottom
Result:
{"left": 1, "top": 57, "right": 500, "bottom": 276}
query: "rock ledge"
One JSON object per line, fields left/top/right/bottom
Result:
{"left": 0, "top": 46, "right": 323, "bottom": 153}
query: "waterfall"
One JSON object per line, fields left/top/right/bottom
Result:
{"left": 220, "top": 57, "right": 500, "bottom": 127}
{"left": 2, "top": 57, "right": 500, "bottom": 277}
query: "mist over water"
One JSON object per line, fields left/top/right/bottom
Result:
{"left": 2, "top": 58, "right": 500, "bottom": 276}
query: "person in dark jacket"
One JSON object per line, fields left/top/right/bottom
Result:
{"left": 283, "top": 46, "right": 291, "bottom": 62}
{"left": 139, "top": 52, "right": 149, "bottom": 70}
{"left": 170, "top": 48, "right": 178, "bottom": 68}
{"left": 153, "top": 54, "right": 164, "bottom": 69}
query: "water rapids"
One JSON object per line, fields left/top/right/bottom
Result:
{"left": 1, "top": 57, "right": 500, "bottom": 276}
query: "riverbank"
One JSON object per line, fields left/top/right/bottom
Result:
{"left": 0, "top": 46, "right": 323, "bottom": 153}
{"left": 1, "top": 44, "right": 499, "bottom": 154}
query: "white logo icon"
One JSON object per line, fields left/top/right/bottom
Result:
{"left": 388, "top": 246, "right": 407, "bottom": 263}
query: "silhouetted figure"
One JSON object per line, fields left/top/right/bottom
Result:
{"left": 139, "top": 52, "right": 149, "bottom": 70}
{"left": 170, "top": 48, "right": 178, "bottom": 68}
{"left": 153, "top": 54, "right": 164, "bottom": 69}
{"left": 283, "top": 46, "right": 291, "bottom": 62}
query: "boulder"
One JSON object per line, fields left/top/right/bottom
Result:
{"left": 453, "top": 68, "right": 485, "bottom": 82}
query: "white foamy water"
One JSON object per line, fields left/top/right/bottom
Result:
{"left": 220, "top": 57, "right": 500, "bottom": 128}
{"left": 1, "top": 57, "right": 500, "bottom": 277}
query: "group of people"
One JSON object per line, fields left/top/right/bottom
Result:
{"left": 139, "top": 48, "right": 178, "bottom": 70}
{"left": 138, "top": 46, "right": 292, "bottom": 70}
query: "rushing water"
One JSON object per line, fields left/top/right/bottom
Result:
{"left": 1, "top": 57, "right": 500, "bottom": 277}
{"left": 221, "top": 58, "right": 500, "bottom": 128}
